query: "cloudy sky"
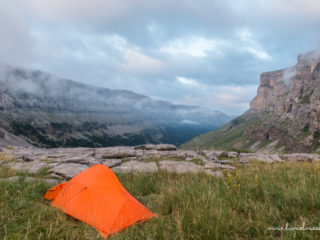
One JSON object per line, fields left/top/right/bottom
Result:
{"left": 1, "top": 0, "right": 320, "bottom": 115}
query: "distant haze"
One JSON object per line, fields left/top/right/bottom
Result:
{"left": 1, "top": 0, "right": 320, "bottom": 115}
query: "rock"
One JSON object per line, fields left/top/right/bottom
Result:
{"left": 205, "top": 170, "right": 224, "bottom": 178}
{"left": 181, "top": 150, "right": 199, "bottom": 158}
{"left": 159, "top": 160, "right": 204, "bottom": 174}
{"left": 141, "top": 150, "right": 159, "bottom": 158}
{"left": 156, "top": 144, "right": 177, "bottom": 151}
{"left": 227, "top": 151, "right": 238, "bottom": 158}
{"left": 50, "top": 163, "right": 88, "bottom": 179}
{"left": 22, "top": 155, "right": 33, "bottom": 162}
{"left": 102, "top": 159, "right": 122, "bottom": 168}
{"left": 239, "top": 153, "right": 283, "bottom": 164}
{"left": 134, "top": 144, "right": 176, "bottom": 151}
{"left": 112, "top": 161, "right": 158, "bottom": 173}
{"left": 0, "top": 176, "right": 59, "bottom": 185}
{"left": 134, "top": 144, "right": 155, "bottom": 150}
{"left": 204, "top": 162, "right": 235, "bottom": 170}
{"left": 61, "top": 157, "right": 101, "bottom": 166}
{"left": 200, "top": 151, "right": 221, "bottom": 160}
{"left": 7, "top": 160, "right": 48, "bottom": 173}
{"left": 101, "top": 147, "right": 136, "bottom": 159}
{"left": 304, "top": 135, "right": 314, "bottom": 147}
{"left": 157, "top": 151, "right": 185, "bottom": 158}
{"left": 213, "top": 160, "right": 234, "bottom": 165}
{"left": 281, "top": 153, "right": 320, "bottom": 162}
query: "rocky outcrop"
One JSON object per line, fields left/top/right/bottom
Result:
{"left": 3, "top": 145, "right": 320, "bottom": 181}
{"left": 183, "top": 49, "right": 320, "bottom": 153}
{"left": 0, "top": 145, "right": 236, "bottom": 179}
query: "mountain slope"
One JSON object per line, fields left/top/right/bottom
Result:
{"left": 182, "top": 49, "right": 320, "bottom": 153}
{"left": 0, "top": 66, "right": 232, "bottom": 147}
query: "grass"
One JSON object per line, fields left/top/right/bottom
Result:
{"left": 1, "top": 161, "right": 320, "bottom": 239}
{"left": 180, "top": 115, "right": 263, "bottom": 151}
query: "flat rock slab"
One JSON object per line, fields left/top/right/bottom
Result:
{"left": 205, "top": 162, "right": 235, "bottom": 170}
{"left": 60, "top": 157, "right": 101, "bottom": 166}
{"left": 102, "top": 159, "right": 122, "bottom": 168}
{"left": 7, "top": 160, "right": 48, "bottom": 173}
{"left": 134, "top": 144, "right": 176, "bottom": 151}
{"left": 101, "top": 148, "right": 136, "bottom": 159}
{"left": 281, "top": 153, "right": 320, "bottom": 162}
{"left": 159, "top": 160, "right": 204, "bottom": 174}
{"left": 50, "top": 163, "right": 89, "bottom": 179}
{"left": 239, "top": 153, "right": 283, "bottom": 164}
{"left": 112, "top": 161, "right": 158, "bottom": 173}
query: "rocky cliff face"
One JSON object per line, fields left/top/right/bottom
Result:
{"left": 246, "top": 49, "right": 320, "bottom": 152}
{"left": 0, "top": 66, "right": 232, "bottom": 147}
{"left": 182, "top": 49, "right": 320, "bottom": 153}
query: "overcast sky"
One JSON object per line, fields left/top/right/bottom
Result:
{"left": 1, "top": 0, "right": 320, "bottom": 115}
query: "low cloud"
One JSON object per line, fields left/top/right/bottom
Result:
{"left": 1, "top": 0, "right": 320, "bottom": 115}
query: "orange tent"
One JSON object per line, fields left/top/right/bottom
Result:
{"left": 43, "top": 164, "right": 156, "bottom": 238}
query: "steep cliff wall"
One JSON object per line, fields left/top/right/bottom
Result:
{"left": 182, "top": 49, "right": 320, "bottom": 153}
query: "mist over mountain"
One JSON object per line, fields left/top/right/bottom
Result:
{"left": 0, "top": 66, "right": 233, "bottom": 147}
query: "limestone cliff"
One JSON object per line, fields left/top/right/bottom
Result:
{"left": 182, "top": 49, "right": 320, "bottom": 153}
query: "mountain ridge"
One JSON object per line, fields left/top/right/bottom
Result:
{"left": 0, "top": 65, "right": 232, "bottom": 147}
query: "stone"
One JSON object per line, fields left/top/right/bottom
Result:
{"left": 213, "top": 160, "right": 234, "bottom": 165}
{"left": 102, "top": 159, "right": 122, "bottom": 168}
{"left": 159, "top": 160, "right": 204, "bottom": 174}
{"left": 304, "top": 135, "right": 314, "bottom": 147}
{"left": 112, "top": 161, "right": 158, "bottom": 173}
{"left": 239, "top": 153, "right": 283, "bottom": 164}
{"left": 227, "top": 151, "right": 238, "bottom": 158}
{"left": 22, "top": 155, "right": 33, "bottom": 162}
{"left": 7, "top": 160, "right": 48, "bottom": 173}
{"left": 281, "top": 153, "right": 320, "bottom": 162}
{"left": 134, "top": 144, "right": 176, "bottom": 151}
{"left": 156, "top": 144, "right": 177, "bottom": 151}
{"left": 200, "top": 150, "right": 221, "bottom": 160}
{"left": 50, "top": 163, "right": 88, "bottom": 179}
{"left": 204, "top": 162, "right": 235, "bottom": 170}
{"left": 101, "top": 147, "right": 136, "bottom": 159}
{"left": 60, "top": 157, "right": 101, "bottom": 166}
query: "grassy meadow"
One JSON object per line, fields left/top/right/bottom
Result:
{"left": 1, "top": 160, "right": 320, "bottom": 239}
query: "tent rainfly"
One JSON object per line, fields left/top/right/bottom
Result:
{"left": 43, "top": 164, "right": 156, "bottom": 238}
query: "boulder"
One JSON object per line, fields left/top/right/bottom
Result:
{"left": 112, "top": 161, "right": 158, "bottom": 173}
{"left": 50, "top": 163, "right": 88, "bottom": 179}
{"left": 227, "top": 151, "right": 238, "bottom": 158}
{"left": 159, "top": 160, "right": 204, "bottom": 174}
{"left": 22, "top": 155, "right": 33, "bottom": 162}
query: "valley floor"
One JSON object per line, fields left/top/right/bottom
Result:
{"left": 1, "top": 157, "right": 320, "bottom": 239}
